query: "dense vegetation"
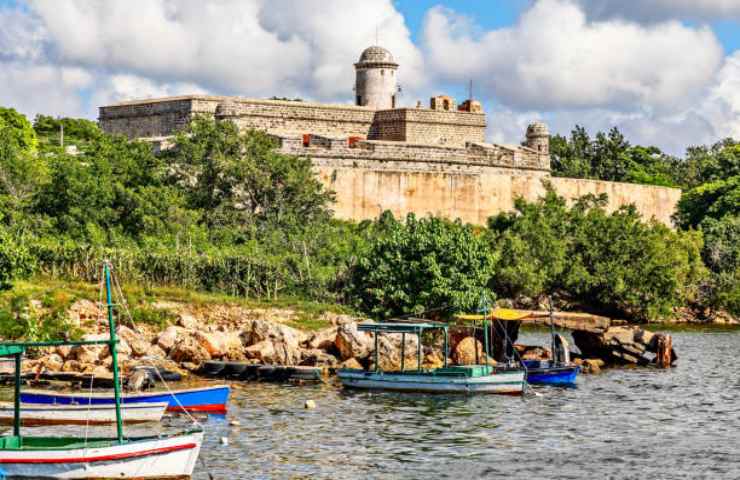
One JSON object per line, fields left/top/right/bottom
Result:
{"left": 0, "top": 107, "right": 737, "bottom": 328}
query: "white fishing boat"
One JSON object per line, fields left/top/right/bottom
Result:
{"left": 0, "top": 262, "right": 205, "bottom": 479}
{"left": 0, "top": 430, "right": 203, "bottom": 479}
{"left": 0, "top": 402, "right": 168, "bottom": 426}
{"left": 337, "top": 321, "right": 526, "bottom": 395}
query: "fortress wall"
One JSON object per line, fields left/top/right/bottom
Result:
{"left": 371, "top": 108, "right": 486, "bottom": 146}
{"left": 315, "top": 166, "right": 680, "bottom": 227}
{"left": 550, "top": 177, "right": 681, "bottom": 226}
{"left": 100, "top": 95, "right": 376, "bottom": 140}
{"left": 220, "top": 100, "right": 375, "bottom": 139}
{"left": 279, "top": 138, "right": 550, "bottom": 172}
{"left": 98, "top": 97, "right": 213, "bottom": 138}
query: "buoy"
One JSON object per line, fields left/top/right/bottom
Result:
{"left": 220, "top": 437, "right": 229, "bottom": 446}
{"left": 304, "top": 399, "right": 316, "bottom": 409}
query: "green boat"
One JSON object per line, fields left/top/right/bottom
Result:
{"left": 337, "top": 321, "right": 526, "bottom": 395}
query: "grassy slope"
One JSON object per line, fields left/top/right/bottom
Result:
{"left": 0, "top": 277, "right": 354, "bottom": 340}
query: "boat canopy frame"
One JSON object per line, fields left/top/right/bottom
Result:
{"left": 358, "top": 322, "right": 450, "bottom": 373}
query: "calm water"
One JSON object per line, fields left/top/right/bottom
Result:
{"left": 12, "top": 329, "right": 740, "bottom": 479}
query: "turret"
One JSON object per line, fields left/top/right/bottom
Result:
{"left": 354, "top": 46, "right": 399, "bottom": 110}
{"left": 525, "top": 121, "right": 550, "bottom": 155}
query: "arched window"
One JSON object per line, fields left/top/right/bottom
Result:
{"left": 443, "top": 99, "right": 450, "bottom": 110}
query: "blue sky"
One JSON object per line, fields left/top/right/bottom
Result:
{"left": 1, "top": 0, "right": 739, "bottom": 156}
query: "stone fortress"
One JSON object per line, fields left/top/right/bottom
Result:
{"left": 99, "top": 46, "right": 680, "bottom": 226}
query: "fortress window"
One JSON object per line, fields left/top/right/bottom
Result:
{"left": 443, "top": 99, "right": 450, "bottom": 110}
{"left": 392, "top": 95, "right": 396, "bottom": 109}
{"left": 381, "top": 69, "right": 385, "bottom": 76}
{"left": 356, "top": 95, "right": 362, "bottom": 106}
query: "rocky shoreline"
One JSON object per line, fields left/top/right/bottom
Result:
{"left": 0, "top": 299, "right": 697, "bottom": 385}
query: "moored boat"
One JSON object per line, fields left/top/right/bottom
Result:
{"left": 522, "top": 360, "right": 580, "bottom": 386}
{"left": 0, "top": 402, "right": 168, "bottom": 426}
{"left": 20, "top": 384, "right": 230, "bottom": 414}
{"left": 337, "top": 321, "right": 526, "bottom": 395}
{"left": 0, "top": 430, "right": 203, "bottom": 479}
{"left": 0, "top": 261, "right": 205, "bottom": 478}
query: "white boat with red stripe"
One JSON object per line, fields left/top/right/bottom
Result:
{"left": 0, "top": 430, "right": 203, "bottom": 479}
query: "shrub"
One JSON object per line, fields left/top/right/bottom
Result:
{"left": 349, "top": 212, "right": 498, "bottom": 319}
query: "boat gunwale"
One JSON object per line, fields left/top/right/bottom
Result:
{"left": 20, "top": 385, "right": 230, "bottom": 400}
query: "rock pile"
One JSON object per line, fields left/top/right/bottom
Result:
{"left": 572, "top": 325, "right": 676, "bottom": 367}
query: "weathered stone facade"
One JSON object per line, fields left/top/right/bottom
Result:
{"left": 98, "top": 45, "right": 681, "bottom": 226}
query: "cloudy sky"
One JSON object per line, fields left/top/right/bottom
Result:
{"left": 1, "top": 0, "right": 739, "bottom": 156}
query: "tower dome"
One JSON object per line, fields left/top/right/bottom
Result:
{"left": 354, "top": 45, "right": 399, "bottom": 110}
{"left": 525, "top": 121, "right": 550, "bottom": 154}
{"left": 358, "top": 46, "right": 396, "bottom": 64}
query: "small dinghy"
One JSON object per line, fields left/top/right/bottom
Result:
{"left": 0, "top": 402, "right": 168, "bottom": 426}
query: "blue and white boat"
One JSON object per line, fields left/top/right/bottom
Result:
{"left": 522, "top": 359, "right": 579, "bottom": 386}
{"left": 20, "top": 384, "right": 230, "bottom": 414}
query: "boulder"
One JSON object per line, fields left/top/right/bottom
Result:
{"left": 62, "top": 360, "right": 81, "bottom": 373}
{"left": 422, "top": 352, "right": 445, "bottom": 370}
{"left": 68, "top": 299, "right": 102, "bottom": 327}
{"left": 74, "top": 345, "right": 101, "bottom": 365}
{"left": 169, "top": 335, "right": 211, "bottom": 365}
{"left": 300, "top": 349, "right": 339, "bottom": 368}
{"left": 41, "top": 353, "right": 64, "bottom": 372}
{"left": 178, "top": 313, "right": 199, "bottom": 329}
{"left": 305, "top": 326, "right": 338, "bottom": 351}
{"left": 195, "top": 331, "right": 244, "bottom": 359}
{"left": 339, "top": 358, "right": 363, "bottom": 370}
{"left": 244, "top": 340, "right": 275, "bottom": 363}
{"left": 91, "top": 365, "right": 112, "bottom": 379}
{"left": 55, "top": 345, "right": 72, "bottom": 360}
{"left": 583, "top": 358, "right": 603, "bottom": 374}
{"left": 243, "top": 319, "right": 306, "bottom": 347}
{"left": 334, "top": 323, "right": 373, "bottom": 360}
{"left": 117, "top": 326, "right": 151, "bottom": 357}
{"left": 520, "top": 346, "right": 551, "bottom": 361}
{"left": 157, "top": 326, "right": 180, "bottom": 352}
{"left": 453, "top": 337, "right": 483, "bottom": 365}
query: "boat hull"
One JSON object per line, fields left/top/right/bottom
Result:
{"left": 20, "top": 385, "right": 230, "bottom": 414}
{"left": 337, "top": 369, "right": 525, "bottom": 394}
{"left": 0, "top": 402, "right": 167, "bottom": 426}
{"left": 523, "top": 361, "right": 580, "bottom": 386}
{"left": 0, "top": 431, "right": 203, "bottom": 479}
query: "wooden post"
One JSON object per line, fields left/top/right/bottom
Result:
{"left": 656, "top": 334, "right": 673, "bottom": 368}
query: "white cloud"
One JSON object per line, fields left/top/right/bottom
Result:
{"left": 422, "top": 0, "right": 724, "bottom": 112}
{"left": 0, "top": 0, "right": 422, "bottom": 120}
{"left": 576, "top": 0, "right": 740, "bottom": 22}
{"left": 25, "top": 0, "right": 423, "bottom": 102}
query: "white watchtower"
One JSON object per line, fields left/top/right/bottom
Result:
{"left": 354, "top": 46, "right": 399, "bottom": 110}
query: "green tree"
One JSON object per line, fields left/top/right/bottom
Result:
{"left": 166, "top": 117, "right": 335, "bottom": 231}
{"left": 0, "top": 107, "right": 38, "bottom": 153}
{"left": 0, "top": 225, "right": 34, "bottom": 290}
{"left": 675, "top": 176, "right": 740, "bottom": 229}
{"left": 349, "top": 213, "right": 497, "bottom": 318}
{"left": 33, "top": 115, "right": 101, "bottom": 152}
{"left": 488, "top": 188, "right": 572, "bottom": 298}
